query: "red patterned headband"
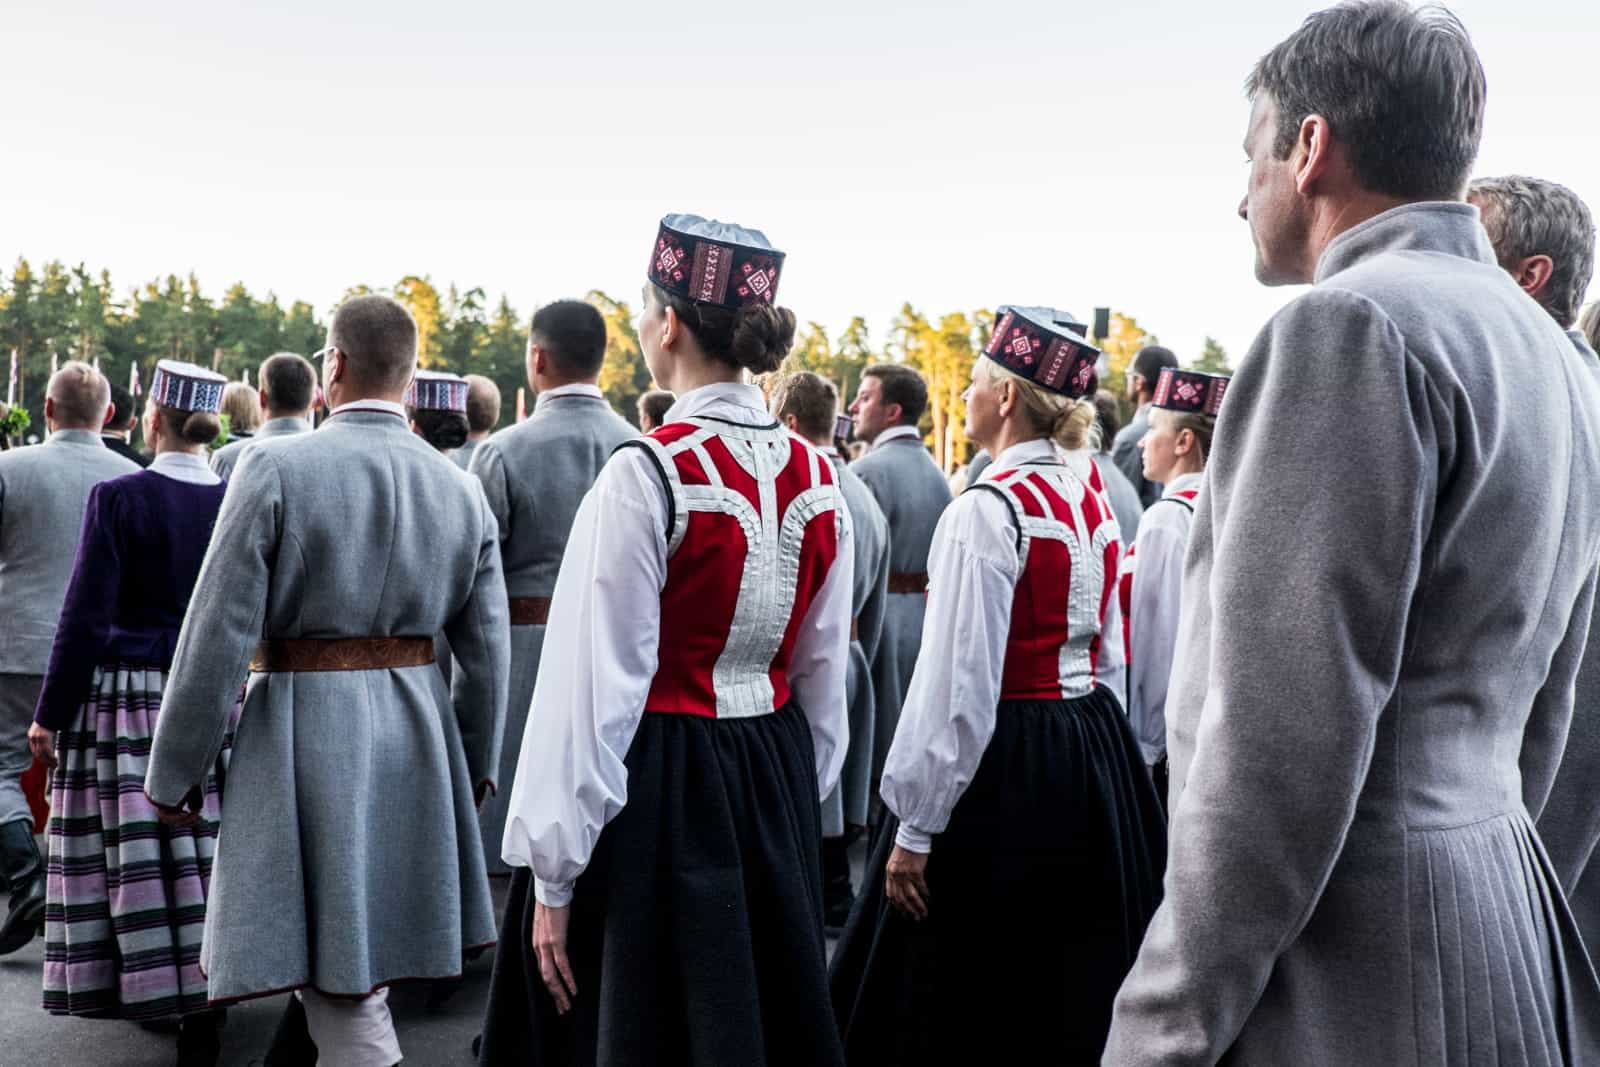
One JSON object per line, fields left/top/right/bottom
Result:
{"left": 1152, "top": 367, "right": 1228, "bottom": 416}
{"left": 648, "top": 217, "right": 785, "bottom": 311}
{"left": 983, "top": 306, "right": 1100, "bottom": 399}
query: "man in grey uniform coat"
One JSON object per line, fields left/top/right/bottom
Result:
{"left": 453, "top": 373, "right": 501, "bottom": 472}
{"left": 1470, "top": 175, "right": 1600, "bottom": 955}
{"left": 1106, "top": 6, "right": 1600, "bottom": 1063}
{"left": 772, "top": 371, "right": 889, "bottom": 925}
{"left": 147, "top": 295, "right": 510, "bottom": 1063}
{"left": 848, "top": 363, "right": 951, "bottom": 787}
{"left": 0, "top": 363, "right": 136, "bottom": 953}
{"left": 209, "top": 352, "right": 315, "bottom": 480}
{"left": 468, "top": 299, "right": 635, "bottom": 875}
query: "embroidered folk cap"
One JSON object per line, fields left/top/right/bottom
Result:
{"left": 149, "top": 360, "right": 227, "bottom": 414}
{"left": 983, "top": 306, "right": 1101, "bottom": 399}
{"left": 1151, "top": 367, "right": 1228, "bottom": 417}
{"left": 648, "top": 214, "right": 785, "bottom": 310}
{"left": 404, "top": 369, "right": 469, "bottom": 413}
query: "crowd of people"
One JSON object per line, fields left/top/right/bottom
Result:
{"left": 4, "top": 2, "right": 1600, "bottom": 1064}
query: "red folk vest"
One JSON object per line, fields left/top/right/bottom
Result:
{"left": 623, "top": 418, "right": 843, "bottom": 718}
{"left": 1115, "top": 485, "right": 1199, "bottom": 667}
{"left": 972, "top": 457, "right": 1122, "bottom": 701}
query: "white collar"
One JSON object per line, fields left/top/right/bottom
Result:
{"left": 330, "top": 398, "right": 407, "bottom": 419}
{"left": 151, "top": 451, "right": 222, "bottom": 485}
{"left": 1163, "top": 471, "right": 1204, "bottom": 496}
{"left": 992, "top": 438, "right": 1059, "bottom": 468}
{"left": 535, "top": 382, "right": 604, "bottom": 411}
{"left": 871, "top": 424, "right": 922, "bottom": 450}
{"left": 662, "top": 381, "right": 771, "bottom": 424}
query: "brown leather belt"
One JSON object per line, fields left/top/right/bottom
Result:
{"left": 887, "top": 571, "right": 929, "bottom": 595}
{"left": 250, "top": 637, "right": 435, "bottom": 673}
{"left": 509, "top": 596, "right": 553, "bottom": 626}
{"left": 850, "top": 617, "right": 860, "bottom": 642}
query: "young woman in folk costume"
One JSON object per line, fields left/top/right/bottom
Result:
{"left": 26, "top": 361, "right": 236, "bottom": 1066}
{"left": 478, "top": 215, "right": 853, "bottom": 1065}
{"left": 829, "top": 306, "right": 1167, "bottom": 1064}
{"left": 1119, "top": 367, "right": 1228, "bottom": 807}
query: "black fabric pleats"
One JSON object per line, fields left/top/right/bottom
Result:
{"left": 829, "top": 687, "right": 1167, "bottom": 1066}
{"left": 478, "top": 701, "right": 844, "bottom": 1066}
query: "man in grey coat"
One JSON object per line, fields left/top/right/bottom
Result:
{"left": 772, "top": 371, "right": 890, "bottom": 927}
{"left": 467, "top": 299, "right": 635, "bottom": 875}
{"left": 147, "top": 295, "right": 511, "bottom": 1063}
{"left": 848, "top": 363, "right": 951, "bottom": 788}
{"left": 453, "top": 373, "right": 501, "bottom": 472}
{"left": 1106, "top": 5, "right": 1600, "bottom": 1063}
{"left": 209, "top": 351, "right": 315, "bottom": 480}
{"left": 1111, "top": 344, "right": 1178, "bottom": 508}
{"left": 0, "top": 363, "right": 136, "bottom": 953}
{"left": 1471, "top": 176, "right": 1600, "bottom": 956}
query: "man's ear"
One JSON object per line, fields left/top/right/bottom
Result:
{"left": 1512, "top": 254, "right": 1556, "bottom": 304}
{"left": 885, "top": 402, "right": 905, "bottom": 426}
{"left": 1293, "top": 113, "right": 1333, "bottom": 196}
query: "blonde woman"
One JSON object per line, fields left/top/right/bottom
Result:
{"left": 1118, "top": 367, "right": 1228, "bottom": 804}
{"left": 830, "top": 307, "right": 1165, "bottom": 1064}
{"left": 219, "top": 381, "right": 262, "bottom": 442}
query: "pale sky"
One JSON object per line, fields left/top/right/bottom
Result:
{"left": 3, "top": 1, "right": 1597, "bottom": 364}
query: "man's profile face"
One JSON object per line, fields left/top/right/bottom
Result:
{"left": 848, "top": 376, "right": 890, "bottom": 443}
{"left": 1239, "top": 94, "right": 1310, "bottom": 286}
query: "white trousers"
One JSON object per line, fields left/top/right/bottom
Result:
{"left": 297, "top": 987, "right": 402, "bottom": 1066}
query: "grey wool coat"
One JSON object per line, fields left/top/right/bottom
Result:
{"left": 466, "top": 390, "right": 635, "bottom": 872}
{"left": 1105, "top": 203, "right": 1600, "bottom": 1065}
{"left": 146, "top": 409, "right": 511, "bottom": 1002}
{"left": 1536, "top": 326, "right": 1600, "bottom": 958}
{"left": 822, "top": 452, "right": 890, "bottom": 837}
{"left": 0, "top": 430, "right": 139, "bottom": 675}
{"left": 209, "top": 415, "right": 311, "bottom": 481}
{"left": 850, "top": 432, "right": 952, "bottom": 786}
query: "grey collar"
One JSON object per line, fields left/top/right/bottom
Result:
{"left": 48, "top": 428, "right": 106, "bottom": 447}
{"left": 1315, "top": 201, "right": 1495, "bottom": 284}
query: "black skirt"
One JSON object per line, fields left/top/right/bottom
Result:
{"left": 478, "top": 701, "right": 845, "bottom": 1066}
{"left": 829, "top": 687, "right": 1166, "bottom": 1066}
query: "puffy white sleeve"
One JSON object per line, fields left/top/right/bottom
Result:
{"left": 500, "top": 446, "right": 666, "bottom": 908}
{"left": 1124, "top": 509, "right": 1187, "bottom": 764}
{"left": 879, "top": 487, "right": 1020, "bottom": 854}
{"left": 785, "top": 487, "right": 854, "bottom": 800}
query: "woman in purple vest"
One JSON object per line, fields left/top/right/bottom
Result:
{"left": 27, "top": 361, "right": 236, "bottom": 1066}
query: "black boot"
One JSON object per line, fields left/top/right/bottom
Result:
{"left": 0, "top": 818, "right": 45, "bottom": 955}
{"left": 822, "top": 835, "right": 855, "bottom": 934}
{"left": 263, "top": 994, "right": 318, "bottom": 1066}
{"left": 176, "top": 1010, "right": 222, "bottom": 1067}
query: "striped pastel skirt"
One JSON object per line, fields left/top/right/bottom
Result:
{"left": 42, "top": 664, "right": 237, "bottom": 1020}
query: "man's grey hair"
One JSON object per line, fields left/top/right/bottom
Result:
{"left": 1469, "top": 175, "right": 1597, "bottom": 329}
{"left": 47, "top": 361, "right": 112, "bottom": 430}
{"left": 1246, "top": 1, "right": 1485, "bottom": 202}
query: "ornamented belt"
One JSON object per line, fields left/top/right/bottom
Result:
{"left": 249, "top": 637, "right": 435, "bottom": 673}
{"left": 887, "top": 571, "right": 929, "bottom": 595}
{"left": 509, "top": 596, "right": 553, "bottom": 626}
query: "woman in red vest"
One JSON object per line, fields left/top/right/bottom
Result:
{"left": 477, "top": 215, "right": 853, "bottom": 1065}
{"left": 830, "top": 306, "right": 1167, "bottom": 1064}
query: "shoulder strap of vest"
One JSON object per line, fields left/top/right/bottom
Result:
{"left": 964, "top": 480, "right": 1024, "bottom": 555}
{"left": 1154, "top": 493, "right": 1195, "bottom": 514}
{"left": 613, "top": 438, "right": 679, "bottom": 552}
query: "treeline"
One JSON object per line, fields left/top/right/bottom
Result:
{"left": 0, "top": 257, "right": 1230, "bottom": 467}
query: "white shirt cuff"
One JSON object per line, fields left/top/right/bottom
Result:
{"left": 533, "top": 877, "right": 575, "bottom": 908}
{"left": 894, "top": 823, "right": 934, "bottom": 854}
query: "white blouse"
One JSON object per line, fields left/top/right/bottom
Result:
{"left": 881, "top": 438, "right": 1126, "bottom": 854}
{"left": 1121, "top": 471, "right": 1203, "bottom": 765}
{"left": 500, "top": 381, "right": 854, "bottom": 906}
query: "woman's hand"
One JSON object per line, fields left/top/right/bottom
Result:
{"left": 532, "top": 901, "right": 578, "bottom": 1014}
{"left": 885, "top": 845, "right": 932, "bottom": 921}
{"left": 27, "top": 723, "right": 56, "bottom": 770}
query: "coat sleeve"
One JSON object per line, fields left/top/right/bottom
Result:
{"left": 1124, "top": 515, "right": 1187, "bottom": 763}
{"left": 146, "top": 448, "right": 283, "bottom": 807}
{"left": 34, "top": 484, "right": 122, "bottom": 730}
{"left": 467, "top": 440, "right": 513, "bottom": 547}
{"left": 856, "top": 509, "right": 891, "bottom": 667}
{"left": 445, "top": 482, "right": 512, "bottom": 794}
{"left": 1104, "top": 289, "right": 1441, "bottom": 1065}
{"left": 1528, "top": 568, "right": 1600, "bottom": 885}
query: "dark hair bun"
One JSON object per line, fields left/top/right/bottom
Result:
{"left": 729, "top": 304, "right": 796, "bottom": 375}
{"left": 181, "top": 410, "right": 222, "bottom": 445}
